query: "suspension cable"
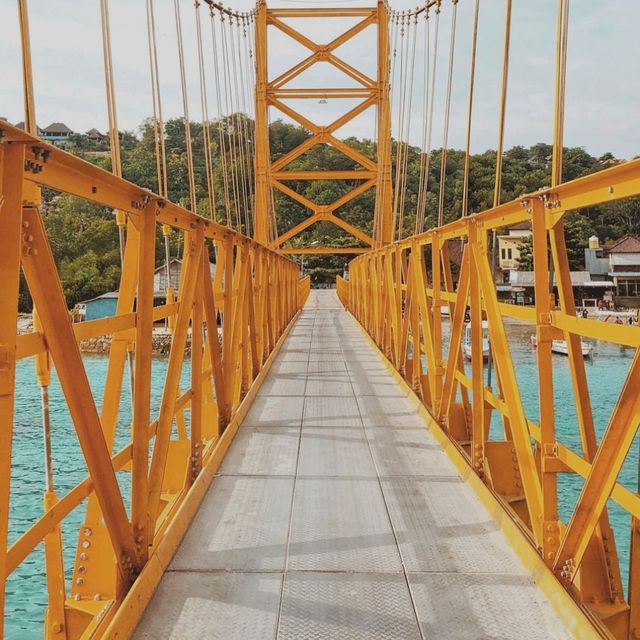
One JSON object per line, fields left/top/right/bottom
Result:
{"left": 551, "top": 0, "right": 570, "bottom": 188}
{"left": 195, "top": 0, "right": 217, "bottom": 220}
{"left": 240, "top": 14, "right": 256, "bottom": 235}
{"left": 419, "top": 0, "right": 440, "bottom": 232}
{"left": 99, "top": 0, "right": 136, "bottom": 404}
{"left": 493, "top": 0, "right": 512, "bottom": 209}
{"left": 220, "top": 9, "right": 242, "bottom": 229}
{"left": 174, "top": 0, "right": 198, "bottom": 213}
{"left": 100, "top": 0, "right": 122, "bottom": 181}
{"left": 230, "top": 15, "right": 251, "bottom": 234}
{"left": 391, "top": 11, "right": 405, "bottom": 239}
{"left": 145, "top": 0, "right": 168, "bottom": 200}
{"left": 415, "top": 7, "right": 430, "bottom": 235}
{"left": 397, "top": 12, "right": 418, "bottom": 240}
{"left": 461, "top": 0, "right": 480, "bottom": 217}
{"left": 209, "top": 7, "right": 233, "bottom": 226}
{"left": 436, "top": 0, "right": 458, "bottom": 228}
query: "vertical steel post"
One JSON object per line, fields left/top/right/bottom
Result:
{"left": 0, "top": 144, "right": 26, "bottom": 639}
{"left": 253, "top": 1, "right": 271, "bottom": 244}
{"left": 376, "top": 0, "right": 393, "bottom": 245}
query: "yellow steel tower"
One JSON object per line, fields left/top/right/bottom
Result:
{"left": 253, "top": 1, "right": 393, "bottom": 251}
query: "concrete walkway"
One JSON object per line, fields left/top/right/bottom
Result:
{"left": 135, "top": 290, "right": 574, "bottom": 640}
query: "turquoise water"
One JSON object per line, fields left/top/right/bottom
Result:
{"left": 4, "top": 327, "right": 638, "bottom": 638}
{"left": 6, "top": 354, "right": 191, "bottom": 640}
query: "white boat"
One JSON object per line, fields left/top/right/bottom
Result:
{"left": 463, "top": 321, "right": 490, "bottom": 360}
{"left": 530, "top": 335, "right": 593, "bottom": 357}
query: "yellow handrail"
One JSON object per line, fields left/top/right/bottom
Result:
{"left": 339, "top": 156, "right": 640, "bottom": 638}
{"left": 0, "top": 121, "right": 304, "bottom": 639}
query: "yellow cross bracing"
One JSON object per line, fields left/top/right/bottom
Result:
{"left": 253, "top": 1, "right": 395, "bottom": 252}
{"left": 335, "top": 1, "right": 640, "bottom": 638}
{"left": 2, "top": 0, "right": 640, "bottom": 639}
{"left": 0, "top": 120, "right": 307, "bottom": 639}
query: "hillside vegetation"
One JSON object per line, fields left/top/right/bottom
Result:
{"left": 29, "top": 116, "right": 638, "bottom": 308}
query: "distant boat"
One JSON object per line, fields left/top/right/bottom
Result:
{"left": 463, "top": 321, "right": 490, "bottom": 360}
{"left": 530, "top": 335, "right": 593, "bottom": 357}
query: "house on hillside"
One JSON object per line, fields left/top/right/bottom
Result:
{"left": 153, "top": 258, "right": 216, "bottom": 294}
{"left": 498, "top": 271, "right": 612, "bottom": 307}
{"left": 14, "top": 120, "right": 44, "bottom": 135}
{"left": 76, "top": 291, "right": 119, "bottom": 321}
{"left": 584, "top": 235, "right": 610, "bottom": 281}
{"left": 606, "top": 235, "right": 640, "bottom": 306}
{"left": 497, "top": 221, "right": 531, "bottom": 281}
{"left": 85, "top": 128, "right": 106, "bottom": 141}
{"left": 74, "top": 259, "right": 217, "bottom": 322}
{"left": 41, "top": 122, "right": 74, "bottom": 146}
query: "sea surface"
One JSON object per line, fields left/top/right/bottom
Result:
{"left": 4, "top": 324, "right": 639, "bottom": 638}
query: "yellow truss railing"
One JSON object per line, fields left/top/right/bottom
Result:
{"left": 339, "top": 156, "right": 640, "bottom": 639}
{"left": 0, "top": 122, "right": 306, "bottom": 639}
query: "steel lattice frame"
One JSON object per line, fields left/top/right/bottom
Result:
{"left": 338, "top": 156, "right": 640, "bottom": 639}
{"left": 253, "top": 1, "right": 394, "bottom": 251}
{"left": 0, "top": 121, "right": 307, "bottom": 639}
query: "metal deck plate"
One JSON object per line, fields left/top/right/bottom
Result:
{"left": 408, "top": 572, "right": 573, "bottom": 639}
{"left": 275, "top": 347, "right": 310, "bottom": 362}
{"left": 220, "top": 426, "right": 300, "bottom": 476}
{"left": 349, "top": 374, "right": 407, "bottom": 398}
{"left": 288, "top": 478, "right": 402, "bottom": 572}
{"left": 135, "top": 572, "right": 282, "bottom": 640}
{"left": 277, "top": 572, "right": 422, "bottom": 640}
{"left": 367, "top": 427, "right": 458, "bottom": 477}
{"left": 297, "top": 427, "right": 376, "bottom": 477}
{"left": 135, "top": 291, "right": 577, "bottom": 640}
{"left": 307, "top": 360, "right": 348, "bottom": 373}
{"left": 258, "top": 371, "right": 308, "bottom": 396}
{"left": 270, "top": 360, "right": 308, "bottom": 375}
{"left": 382, "top": 476, "right": 527, "bottom": 574}
{"left": 356, "top": 395, "right": 425, "bottom": 428}
{"left": 242, "top": 395, "right": 304, "bottom": 428}
{"left": 304, "top": 374, "right": 354, "bottom": 397}
{"left": 303, "top": 396, "right": 362, "bottom": 427}
{"left": 307, "top": 350, "right": 346, "bottom": 362}
{"left": 170, "top": 476, "right": 294, "bottom": 571}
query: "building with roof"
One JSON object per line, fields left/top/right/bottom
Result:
{"left": 497, "top": 270, "right": 613, "bottom": 307}
{"left": 153, "top": 259, "right": 216, "bottom": 294}
{"left": 14, "top": 120, "right": 44, "bottom": 135}
{"left": 85, "top": 128, "right": 106, "bottom": 141}
{"left": 75, "top": 259, "right": 217, "bottom": 321}
{"left": 75, "top": 291, "right": 119, "bottom": 321}
{"left": 41, "top": 122, "right": 74, "bottom": 146}
{"left": 584, "top": 235, "right": 640, "bottom": 306}
{"left": 497, "top": 221, "right": 531, "bottom": 279}
{"left": 606, "top": 235, "right": 640, "bottom": 305}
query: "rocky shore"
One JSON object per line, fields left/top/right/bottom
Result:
{"left": 18, "top": 315, "right": 191, "bottom": 356}
{"left": 79, "top": 332, "right": 186, "bottom": 356}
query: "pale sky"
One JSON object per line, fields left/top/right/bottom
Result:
{"left": 0, "top": 0, "right": 638, "bottom": 159}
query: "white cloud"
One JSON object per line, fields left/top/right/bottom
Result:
{"left": 0, "top": 0, "right": 638, "bottom": 158}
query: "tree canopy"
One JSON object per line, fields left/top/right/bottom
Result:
{"left": 27, "top": 115, "right": 638, "bottom": 308}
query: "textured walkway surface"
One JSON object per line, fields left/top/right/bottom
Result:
{"left": 135, "top": 290, "right": 573, "bottom": 640}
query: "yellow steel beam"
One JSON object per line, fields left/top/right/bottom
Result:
{"left": 272, "top": 170, "right": 376, "bottom": 180}
{"left": 0, "top": 144, "right": 26, "bottom": 634}
{"left": 254, "top": 3, "right": 391, "bottom": 252}
{"left": 253, "top": 0, "right": 271, "bottom": 244}
{"left": 0, "top": 118, "right": 303, "bottom": 639}
{"left": 269, "top": 88, "right": 375, "bottom": 99}
{"left": 21, "top": 206, "right": 141, "bottom": 580}
{"left": 267, "top": 8, "right": 376, "bottom": 18}
{"left": 280, "top": 246, "right": 369, "bottom": 255}
{"left": 326, "top": 213, "right": 373, "bottom": 246}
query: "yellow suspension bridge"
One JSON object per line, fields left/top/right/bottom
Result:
{"left": 1, "top": 0, "right": 639, "bottom": 638}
